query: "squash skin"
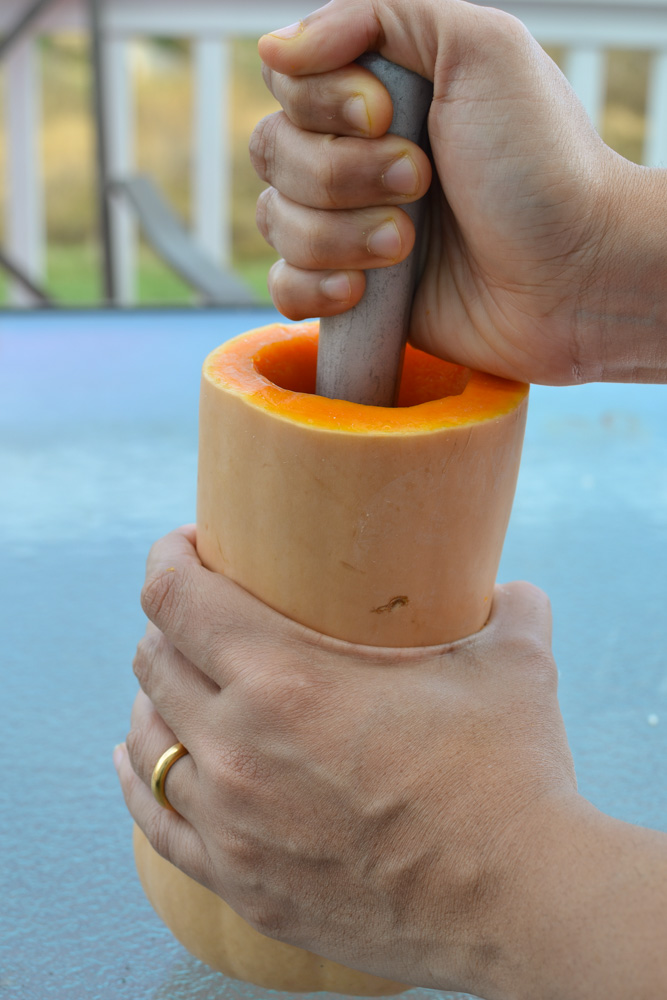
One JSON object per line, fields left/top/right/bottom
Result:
{"left": 134, "top": 322, "right": 528, "bottom": 992}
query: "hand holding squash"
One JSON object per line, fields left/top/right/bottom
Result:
{"left": 253, "top": 0, "right": 667, "bottom": 386}
{"left": 116, "top": 525, "right": 582, "bottom": 996}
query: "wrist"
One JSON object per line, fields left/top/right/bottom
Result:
{"left": 416, "top": 789, "right": 585, "bottom": 999}
{"left": 450, "top": 789, "right": 588, "bottom": 1000}
{"left": 576, "top": 155, "right": 667, "bottom": 383}
{"left": 471, "top": 792, "right": 667, "bottom": 1000}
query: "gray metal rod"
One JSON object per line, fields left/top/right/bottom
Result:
{"left": 316, "top": 54, "right": 433, "bottom": 406}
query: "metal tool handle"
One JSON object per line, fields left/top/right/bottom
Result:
{"left": 316, "top": 54, "right": 433, "bottom": 406}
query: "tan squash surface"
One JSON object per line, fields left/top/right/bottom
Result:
{"left": 135, "top": 321, "right": 529, "bottom": 993}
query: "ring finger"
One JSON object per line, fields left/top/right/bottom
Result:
{"left": 126, "top": 688, "right": 199, "bottom": 820}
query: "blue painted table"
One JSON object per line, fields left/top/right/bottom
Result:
{"left": 1, "top": 308, "right": 666, "bottom": 1000}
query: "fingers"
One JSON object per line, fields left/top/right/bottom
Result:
{"left": 125, "top": 688, "right": 200, "bottom": 819}
{"left": 140, "top": 525, "right": 236, "bottom": 683}
{"left": 114, "top": 740, "right": 211, "bottom": 885}
{"left": 250, "top": 113, "right": 431, "bottom": 210}
{"left": 256, "top": 188, "right": 415, "bottom": 271}
{"left": 132, "top": 623, "right": 219, "bottom": 745}
{"left": 253, "top": 2, "right": 437, "bottom": 327}
{"left": 261, "top": 63, "right": 394, "bottom": 138}
{"left": 141, "top": 526, "right": 298, "bottom": 688}
{"left": 268, "top": 260, "right": 366, "bottom": 320}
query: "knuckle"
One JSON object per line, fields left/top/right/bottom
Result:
{"left": 314, "top": 136, "right": 340, "bottom": 209}
{"left": 517, "top": 636, "right": 555, "bottom": 674}
{"left": 222, "top": 829, "right": 262, "bottom": 875}
{"left": 480, "top": 7, "right": 534, "bottom": 57}
{"left": 507, "top": 632, "right": 559, "bottom": 697}
{"left": 266, "top": 259, "right": 284, "bottom": 299}
{"left": 132, "top": 631, "right": 161, "bottom": 685}
{"left": 212, "top": 743, "right": 265, "bottom": 800}
{"left": 303, "top": 75, "right": 324, "bottom": 120}
{"left": 306, "top": 223, "right": 330, "bottom": 269}
{"left": 255, "top": 187, "right": 276, "bottom": 244}
{"left": 141, "top": 566, "right": 179, "bottom": 625}
{"left": 125, "top": 725, "right": 151, "bottom": 775}
{"left": 251, "top": 665, "right": 323, "bottom": 723}
{"left": 514, "top": 579, "right": 550, "bottom": 607}
{"left": 267, "top": 258, "right": 283, "bottom": 280}
{"left": 141, "top": 567, "right": 197, "bottom": 637}
{"left": 541, "top": 656, "right": 560, "bottom": 694}
{"left": 244, "top": 903, "right": 291, "bottom": 942}
{"left": 248, "top": 113, "right": 280, "bottom": 182}
{"left": 260, "top": 62, "right": 274, "bottom": 95}
{"left": 271, "top": 670, "right": 313, "bottom": 711}
{"left": 281, "top": 72, "right": 310, "bottom": 123}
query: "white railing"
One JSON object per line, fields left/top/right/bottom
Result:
{"left": 3, "top": 0, "right": 667, "bottom": 306}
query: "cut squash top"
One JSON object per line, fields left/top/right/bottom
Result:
{"left": 203, "top": 322, "right": 528, "bottom": 434}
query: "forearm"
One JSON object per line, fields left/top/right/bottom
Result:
{"left": 468, "top": 794, "right": 667, "bottom": 1000}
{"left": 579, "top": 160, "right": 667, "bottom": 384}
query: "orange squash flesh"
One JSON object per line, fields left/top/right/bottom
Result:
{"left": 206, "top": 321, "right": 525, "bottom": 432}
{"left": 135, "top": 321, "right": 529, "bottom": 993}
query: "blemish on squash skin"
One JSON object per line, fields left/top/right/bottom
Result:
{"left": 372, "top": 596, "right": 409, "bottom": 614}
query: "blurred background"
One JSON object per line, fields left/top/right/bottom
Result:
{"left": 0, "top": 0, "right": 661, "bottom": 308}
{"left": 0, "top": 23, "right": 281, "bottom": 307}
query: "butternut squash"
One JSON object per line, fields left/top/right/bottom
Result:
{"left": 134, "top": 321, "right": 528, "bottom": 993}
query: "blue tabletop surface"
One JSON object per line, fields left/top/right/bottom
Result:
{"left": 1, "top": 308, "right": 666, "bottom": 1000}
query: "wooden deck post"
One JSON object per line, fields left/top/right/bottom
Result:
{"left": 193, "top": 37, "right": 232, "bottom": 270}
{"left": 102, "top": 36, "right": 136, "bottom": 304}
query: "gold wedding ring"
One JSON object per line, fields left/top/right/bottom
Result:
{"left": 151, "top": 741, "right": 189, "bottom": 811}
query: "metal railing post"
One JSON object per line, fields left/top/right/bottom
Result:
{"left": 88, "top": 0, "right": 116, "bottom": 304}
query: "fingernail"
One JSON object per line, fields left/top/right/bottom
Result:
{"left": 344, "top": 94, "right": 371, "bottom": 135}
{"left": 268, "top": 21, "right": 304, "bottom": 39}
{"left": 113, "top": 743, "right": 125, "bottom": 772}
{"left": 321, "top": 272, "right": 352, "bottom": 302}
{"left": 382, "top": 155, "right": 419, "bottom": 196}
{"left": 367, "top": 220, "right": 402, "bottom": 261}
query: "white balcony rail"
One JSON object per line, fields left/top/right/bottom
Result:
{"left": 3, "top": 0, "right": 667, "bottom": 306}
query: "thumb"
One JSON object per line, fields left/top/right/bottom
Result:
{"left": 257, "top": 0, "right": 485, "bottom": 81}
{"left": 258, "top": 1, "right": 380, "bottom": 74}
